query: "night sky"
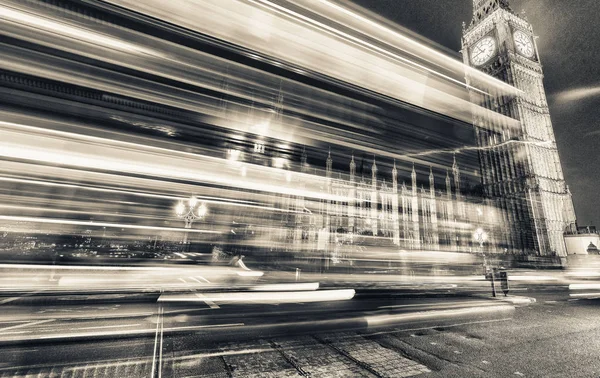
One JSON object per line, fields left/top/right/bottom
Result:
{"left": 352, "top": 0, "right": 600, "bottom": 226}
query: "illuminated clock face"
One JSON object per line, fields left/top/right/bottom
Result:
{"left": 471, "top": 36, "right": 496, "bottom": 66}
{"left": 513, "top": 30, "right": 535, "bottom": 58}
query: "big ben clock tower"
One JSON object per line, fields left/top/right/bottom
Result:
{"left": 462, "top": 0, "right": 576, "bottom": 259}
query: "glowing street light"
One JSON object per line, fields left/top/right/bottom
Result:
{"left": 473, "top": 227, "right": 488, "bottom": 248}
{"left": 473, "top": 227, "right": 496, "bottom": 297}
{"left": 175, "top": 195, "right": 208, "bottom": 244}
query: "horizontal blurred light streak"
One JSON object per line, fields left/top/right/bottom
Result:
{"left": 0, "top": 204, "right": 168, "bottom": 222}
{"left": 365, "top": 304, "right": 515, "bottom": 327}
{"left": 0, "top": 120, "right": 348, "bottom": 202}
{"left": 0, "top": 177, "right": 296, "bottom": 215}
{"left": 569, "top": 284, "right": 600, "bottom": 290}
{"left": 104, "top": 0, "right": 520, "bottom": 129}
{"left": 311, "top": 0, "right": 520, "bottom": 94}
{"left": 0, "top": 215, "right": 219, "bottom": 234}
{"left": 569, "top": 293, "right": 600, "bottom": 298}
{"left": 0, "top": 4, "right": 160, "bottom": 56}
{"left": 566, "top": 271, "right": 600, "bottom": 278}
{"left": 158, "top": 289, "right": 355, "bottom": 304}
{"left": 508, "top": 275, "right": 559, "bottom": 282}
{"left": 250, "top": 282, "right": 319, "bottom": 291}
{"left": 0, "top": 15, "right": 377, "bottom": 138}
{"left": 250, "top": 0, "right": 488, "bottom": 96}
{"left": 236, "top": 271, "right": 265, "bottom": 277}
{"left": 0, "top": 263, "right": 219, "bottom": 272}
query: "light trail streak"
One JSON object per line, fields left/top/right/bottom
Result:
{"left": 0, "top": 9, "right": 378, "bottom": 136}
{"left": 365, "top": 304, "right": 515, "bottom": 327}
{"left": 0, "top": 263, "right": 251, "bottom": 272}
{"left": 250, "top": 0, "right": 488, "bottom": 96}
{"left": 0, "top": 4, "right": 159, "bottom": 56}
{"left": 103, "top": 0, "right": 519, "bottom": 128}
{"left": 157, "top": 289, "right": 355, "bottom": 304}
{"left": 388, "top": 138, "right": 554, "bottom": 160}
{"left": 0, "top": 185, "right": 297, "bottom": 216}
{"left": 314, "top": 0, "right": 521, "bottom": 94}
{"left": 249, "top": 282, "right": 319, "bottom": 291}
{"left": 0, "top": 177, "right": 258, "bottom": 206}
{"left": 0, "top": 215, "right": 220, "bottom": 234}
{"left": 569, "top": 284, "right": 600, "bottom": 290}
{"left": 0, "top": 120, "right": 349, "bottom": 202}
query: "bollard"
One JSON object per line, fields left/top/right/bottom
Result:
{"left": 490, "top": 268, "right": 497, "bottom": 297}
{"left": 295, "top": 268, "right": 300, "bottom": 282}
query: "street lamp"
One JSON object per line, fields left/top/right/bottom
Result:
{"left": 473, "top": 227, "right": 488, "bottom": 249}
{"left": 175, "top": 196, "right": 208, "bottom": 245}
{"left": 473, "top": 227, "right": 488, "bottom": 272}
{"left": 473, "top": 227, "right": 496, "bottom": 297}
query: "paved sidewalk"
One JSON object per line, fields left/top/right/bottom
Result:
{"left": 174, "top": 332, "right": 431, "bottom": 377}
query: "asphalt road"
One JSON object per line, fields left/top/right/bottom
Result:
{"left": 0, "top": 285, "right": 598, "bottom": 377}
{"left": 374, "top": 288, "right": 600, "bottom": 378}
{"left": 0, "top": 287, "right": 510, "bottom": 377}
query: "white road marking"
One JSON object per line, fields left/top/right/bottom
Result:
{"left": 151, "top": 305, "right": 162, "bottom": 378}
{"left": 0, "top": 297, "right": 22, "bottom": 305}
{"left": 0, "top": 290, "right": 44, "bottom": 304}
{"left": 195, "top": 293, "right": 219, "bottom": 309}
{"left": 196, "top": 275, "right": 211, "bottom": 283}
{"left": 75, "top": 323, "right": 141, "bottom": 330}
{"left": 159, "top": 305, "right": 164, "bottom": 378}
{"left": 0, "top": 318, "right": 54, "bottom": 332}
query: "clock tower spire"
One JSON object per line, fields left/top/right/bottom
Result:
{"left": 462, "top": 0, "right": 576, "bottom": 260}
{"left": 471, "top": 0, "right": 513, "bottom": 27}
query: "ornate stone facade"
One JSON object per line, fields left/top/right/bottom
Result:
{"left": 462, "top": 0, "right": 577, "bottom": 257}
{"left": 286, "top": 154, "right": 506, "bottom": 254}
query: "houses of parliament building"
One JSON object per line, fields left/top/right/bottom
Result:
{"left": 278, "top": 0, "right": 578, "bottom": 262}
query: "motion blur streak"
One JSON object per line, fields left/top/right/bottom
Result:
{"left": 0, "top": 216, "right": 218, "bottom": 234}
{"left": 0, "top": 4, "right": 159, "bottom": 56}
{"left": 158, "top": 289, "right": 356, "bottom": 304}
{"left": 365, "top": 304, "right": 515, "bottom": 327}
{"left": 250, "top": 0, "right": 487, "bottom": 95}
{"left": 104, "top": 0, "right": 520, "bottom": 129}
{"left": 249, "top": 282, "right": 320, "bottom": 291}
{"left": 0, "top": 119, "right": 349, "bottom": 202}
{"left": 311, "top": 0, "right": 519, "bottom": 93}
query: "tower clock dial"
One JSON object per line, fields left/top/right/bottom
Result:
{"left": 513, "top": 30, "right": 535, "bottom": 58}
{"left": 470, "top": 36, "right": 496, "bottom": 66}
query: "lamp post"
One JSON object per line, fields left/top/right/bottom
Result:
{"left": 473, "top": 227, "right": 496, "bottom": 297}
{"left": 175, "top": 196, "right": 207, "bottom": 245}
